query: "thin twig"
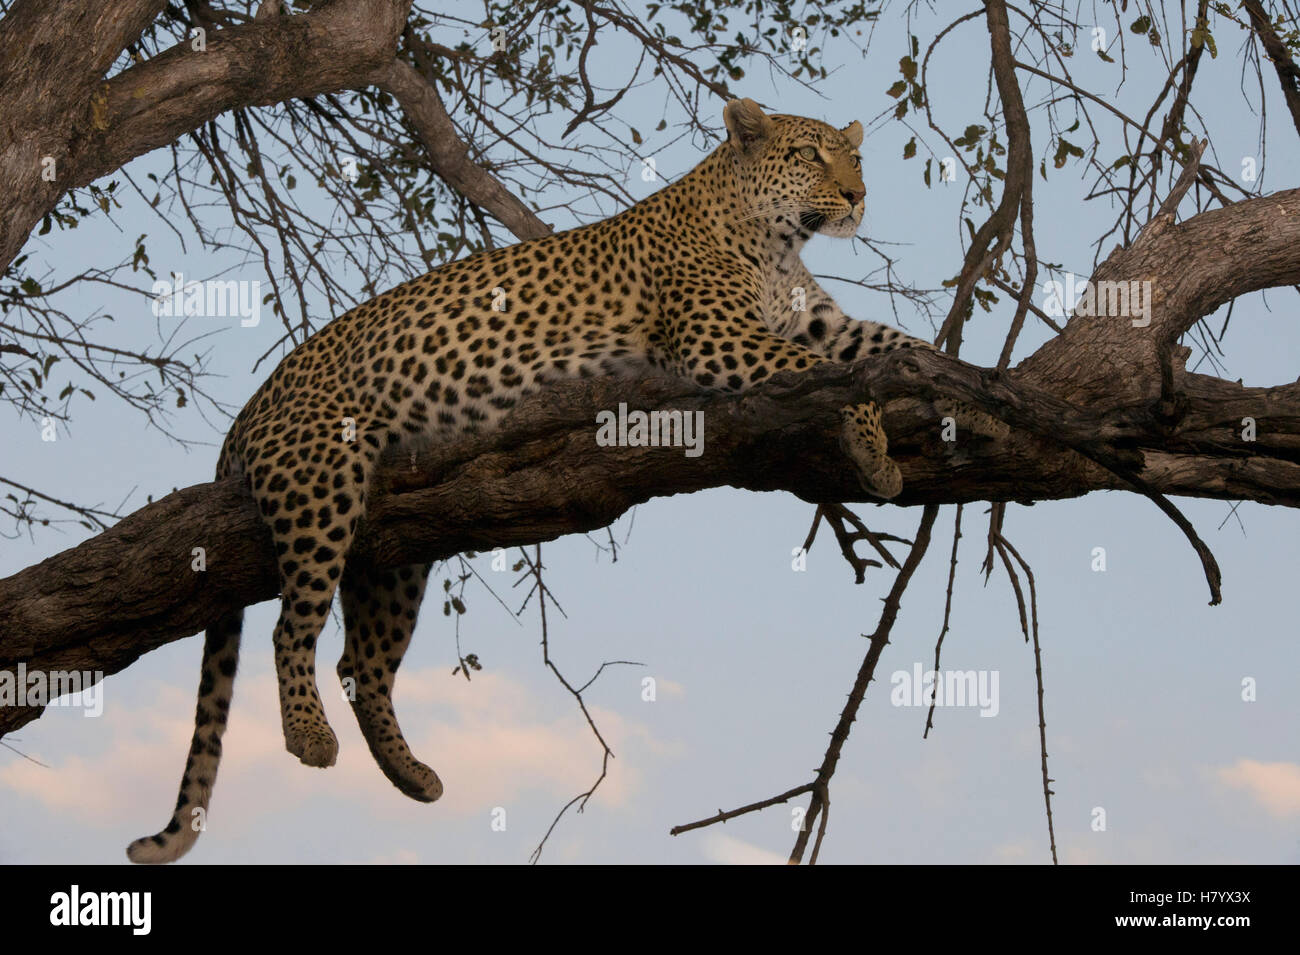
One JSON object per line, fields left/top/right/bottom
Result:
{"left": 524, "top": 544, "right": 617, "bottom": 864}
{"left": 997, "top": 532, "right": 1057, "bottom": 865}
{"left": 924, "top": 504, "right": 963, "bottom": 738}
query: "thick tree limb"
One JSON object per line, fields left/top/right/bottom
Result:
{"left": 2, "top": 326, "right": 1299, "bottom": 738}
{"left": 2, "top": 169, "right": 1299, "bottom": 730}
{"left": 0, "top": 0, "right": 417, "bottom": 270}
{"left": 368, "top": 57, "right": 553, "bottom": 241}
{"left": 0, "top": 0, "right": 169, "bottom": 268}
{"left": 1017, "top": 189, "right": 1300, "bottom": 402}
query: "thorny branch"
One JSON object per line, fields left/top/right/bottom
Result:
{"left": 994, "top": 531, "right": 1056, "bottom": 865}
{"left": 669, "top": 505, "right": 939, "bottom": 864}
{"left": 789, "top": 504, "right": 940, "bottom": 863}
{"left": 924, "top": 503, "right": 962, "bottom": 739}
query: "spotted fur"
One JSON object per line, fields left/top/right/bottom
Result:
{"left": 128, "top": 99, "right": 987, "bottom": 863}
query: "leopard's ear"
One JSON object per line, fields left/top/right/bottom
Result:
{"left": 842, "top": 120, "right": 864, "bottom": 148}
{"left": 724, "top": 98, "right": 775, "bottom": 154}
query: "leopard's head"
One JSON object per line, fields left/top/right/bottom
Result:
{"left": 723, "top": 98, "right": 866, "bottom": 239}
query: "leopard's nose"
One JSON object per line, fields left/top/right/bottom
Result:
{"left": 842, "top": 187, "right": 866, "bottom": 205}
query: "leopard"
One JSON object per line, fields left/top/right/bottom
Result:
{"left": 126, "top": 98, "right": 1003, "bottom": 863}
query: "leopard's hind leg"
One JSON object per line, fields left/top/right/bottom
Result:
{"left": 933, "top": 398, "right": 1010, "bottom": 439}
{"left": 254, "top": 427, "right": 375, "bottom": 768}
{"left": 337, "top": 560, "right": 443, "bottom": 801}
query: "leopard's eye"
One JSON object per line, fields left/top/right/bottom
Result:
{"left": 797, "top": 145, "right": 818, "bottom": 162}
{"left": 851, "top": 155, "right": 862, "bottom": 169}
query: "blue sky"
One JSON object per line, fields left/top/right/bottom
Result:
{"left": 1, "top": 4, "right": 1298, "bottom": 864}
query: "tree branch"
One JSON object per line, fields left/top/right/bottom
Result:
{"left": 380, "top": 34, "right": 552, "bottom": 241}
{"left": 934, "top": 0, "right": 1034, "bottom": 353}
{"left": 1243, "top": 0, "right": 1300, "bottom": 141}
{"left": 788, "top": 504, "right": 940, "bottom": 864}
{"left": 2, "top": 335, "right": 1298, "bottom": 737}
{"left": 0, "top": 0, "right": 414, "bottom": 270}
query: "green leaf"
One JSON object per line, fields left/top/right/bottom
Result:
{"left": 902, "top": 137, "right": 916, "bottom": 160}
{"left": 1052, "top": 136, "right": 1084, "bottom": 168}
{"left": 953, "top": 124, "right": 987, "bottom": 149}
{"left": 1191, "top": 21, "right": 1218, "bottom": 58}
{"left": 886, "top": 79, "right": 907, "bottom": 98}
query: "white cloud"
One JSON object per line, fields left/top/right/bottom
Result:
{"left": 1060, "top": 842, "right": 1107, "bottom": 865}
{"left": 990, "top": 841, "right": 1031, "bottom": 863}
{"left": 0, "top": 664, "right": 667, "bottom": 850}
{"left": 1216, "top": 759, "right": 1300, "bottom": 818}
{"left": 701, "top": 832, "right": 788, "bottom": 865}
{"left": 653, "top": 678, "right": 686, "bottom": 699}
{"left": 0, "top": 682, "right": 202, "bottom": 823}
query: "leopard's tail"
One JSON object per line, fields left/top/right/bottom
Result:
{"left": 126, "top": 609, "right": 243, "bottom": 864}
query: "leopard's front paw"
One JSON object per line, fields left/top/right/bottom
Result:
{"left": 839, "top": 403, "right": 903, "bottom": 500}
